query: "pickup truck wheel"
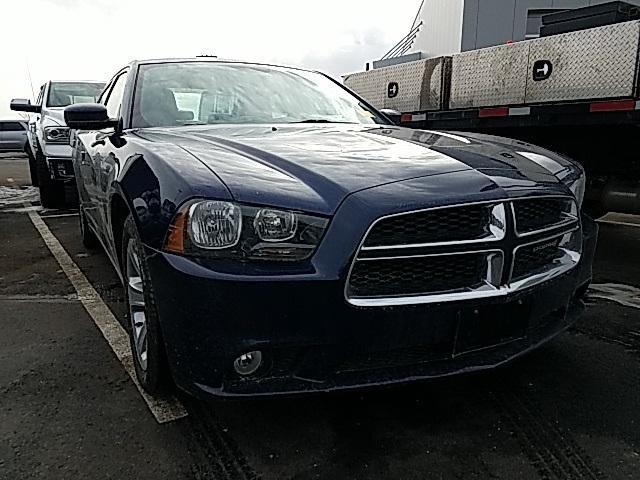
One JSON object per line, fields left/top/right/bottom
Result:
{"left": 25, "top": 144, "right": 38, "bottom": 187}
{"left": 79, "top": 207, "right": 98, "bottom": 249}
{"left": 35, "top": 149, "right": 64, "bottom": 208}
{"left": 122, "top": 215, "right": 171, "bottom": 395}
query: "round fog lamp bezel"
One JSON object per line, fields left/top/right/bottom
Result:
{"left": 233, "top": 351, "right": 263, "bottom": 376}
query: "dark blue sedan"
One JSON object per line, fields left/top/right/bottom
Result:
{"left": 65, "top": 58, "right": 597, "bottom": 398}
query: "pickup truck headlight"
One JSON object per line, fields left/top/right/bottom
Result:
{"left": 44, "top": 126, "right": 70, "bottom": 144}
{"left": 165, "top": 200, "right": 329, "bottom": 261}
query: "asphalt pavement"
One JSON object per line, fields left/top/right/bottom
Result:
{"left": 0, "top": 153, "right": 30, "bottom": 187}
{"left": 1, "top": 156, "right": 639, "bottom": 480}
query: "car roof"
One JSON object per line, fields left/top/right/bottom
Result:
{"left": 48, "top": 80, "right": 105, "bottom": 84}
{"left": 128, "top": 57, "right": 316, "bottom": 74}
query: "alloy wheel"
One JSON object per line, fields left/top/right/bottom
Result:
{"left": 126, "top": 239, "right": 148, "bottom": 371}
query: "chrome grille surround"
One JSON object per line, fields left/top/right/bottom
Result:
{"left": 362, "top": 203, "right": 507, "bottom": 250}
{"left": 349, "top": 250, "right": 504, "bottom": 298}
{"left": 345, "top": 196, "right": 581, "bottom": 307}
{"left": 512, "top": 196, "right": 578, "bottom": 237}
{"left": 510, "top": 229, "right": 582, "bottom": 290}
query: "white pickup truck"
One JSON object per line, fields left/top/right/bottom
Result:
{"left": 11, "top": 80, "right": 104, "bottom": 207}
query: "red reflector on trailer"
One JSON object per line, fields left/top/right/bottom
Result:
{"left": 400, "top": 114, "right": 413, "bottom": 123}
{"left": 590, "top": 99, "right": 636, "bottom": 113}
{"left": 479, "top": 107, "right": 509, "bottom": 118}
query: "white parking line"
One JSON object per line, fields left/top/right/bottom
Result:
{"left": 24, "top": 203, "right": 188, "bottom": 424}
{"left": 39, "top": 212, "right": 79, "bottom": 219}
{"left": 0, "top": 293, "right": 78, "bottom": 303}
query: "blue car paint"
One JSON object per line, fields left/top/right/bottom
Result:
{"left": 69, "top": 60, "right": 595, "bottom": 397}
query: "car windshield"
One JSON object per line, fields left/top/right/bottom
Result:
{"left": 47, "top": 82, "right": 105, "bottom": 108}
{"left": 132, "top": 62, "right": 387, "bottom": 128}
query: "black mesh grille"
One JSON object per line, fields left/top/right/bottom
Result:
{"left": 512, "top": 237, "right": 564, "bottom": 280}
{"left": 513, "top": 198, "right": 573, "bottom": 234}
{"left": 348, "top": 253, "right": 487, "bottom": 298}
{"left": 364, "top": 204, "right": 494, "bottom": 247}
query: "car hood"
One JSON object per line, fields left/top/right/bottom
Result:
{"left": 135, "top": 124, "right": 572, "bottom": 215}
{"left": 41, "top": 108, "right": 66, "bottom": 127}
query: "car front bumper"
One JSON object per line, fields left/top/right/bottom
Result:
{"left": 145, "top": 215, "right": 598, "bottom": 398}
{"left": 42, "top": 144, "right": 74, "bottom": 181}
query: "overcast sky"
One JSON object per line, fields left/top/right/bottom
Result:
{"left": 0, "top": 0, "right": 417, "bottom": 119}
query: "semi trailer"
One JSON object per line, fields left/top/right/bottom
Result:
{"left": 344, "top": 4, "right": 640, "bottom": 215}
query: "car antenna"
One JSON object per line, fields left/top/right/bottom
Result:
{"left": 26, "top": 59, "right": 35, "bottom": 102}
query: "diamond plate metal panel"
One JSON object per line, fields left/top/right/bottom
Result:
{"left": 344, "top": 69, "right": 386, "bottom": 109}
{"left": 344, "top": 57, "right": 450, "bottom": 112}
{"left": 526, "top": 21, "right": 640, "bottom": 103}
{"left": 450, "top": 42, "right": 530, "bottom": 109}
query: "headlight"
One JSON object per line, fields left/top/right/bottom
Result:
{"left": 188, "top": 201, "right": 242, "bottom": 249}
{"left": 254, "top": 209, "right": 297, "bottom": 242}
{"left": 164, "top": 200, "right": 329, "bottom": 261}
{"left": 44, "top": 126, "right": 70, "bottom": 144}
{"left": 563, "top": 169, "right": 586, "bottom": 210}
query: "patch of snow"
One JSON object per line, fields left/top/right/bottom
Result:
{"left": 0, "top": 186, "right": 40, "bottom": 208}
{"left": 588, "top": 283, "right": 640, "bottom": 310}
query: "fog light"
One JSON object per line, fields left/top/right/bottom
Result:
{"left": 233, "top": 351, "right": 263, "bottom": 376}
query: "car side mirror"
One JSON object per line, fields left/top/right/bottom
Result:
{"left": 379, "top": 108, "right": 402, "bottom": 125}
{"left": 64, "top": 103, "right": 118, "bottom": 130}
{"left": 10, "top": 98, "right": 41, "bottom": 113}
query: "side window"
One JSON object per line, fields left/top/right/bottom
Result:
{"left": 3, "top": 122, "right": 25, "bottom": 131}
{"left": 36, "top": 85, "right": 45, "bottom": 106}
{"left": 98, "top": 81, "right": 111, "bottom": 105}
{"left": 105, "top": 72, "right": 128, "bottom": 119}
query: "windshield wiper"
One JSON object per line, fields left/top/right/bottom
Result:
{"left": 181, "top": 121, "right": 208, "bottom": 126}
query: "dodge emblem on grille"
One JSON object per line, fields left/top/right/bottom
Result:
{"left": 532, "top": 240, "right": 557, "bottom": 253}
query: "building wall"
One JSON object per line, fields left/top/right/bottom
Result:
{"left": 411, "top": 0, "right": 466, "bottom": 57}
{"left": 461, "top": 0, "right": 640, "bottom": 51}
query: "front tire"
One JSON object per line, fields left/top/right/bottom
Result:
{"left": 35, "top": 148, "right": 64, "bottom": 208}
{"left": 122, "top": 215, "right": 170, "bottom": 395}
{"left": 25, "top": 143, "right": 39, "bottom": 187}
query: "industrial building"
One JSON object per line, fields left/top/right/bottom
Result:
{"left": 375, "top": 0, "right": 640, "bottom": 68}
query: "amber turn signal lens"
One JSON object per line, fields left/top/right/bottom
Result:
{"left": 164, "top": 210, "right": 188, "bottom": 253}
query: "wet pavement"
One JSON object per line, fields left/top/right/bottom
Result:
{"left": 0, "top": 153, "right": 31, "bottom": 188}
{"left": 1, "top": 156, "right": 639, "bottom": 479}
